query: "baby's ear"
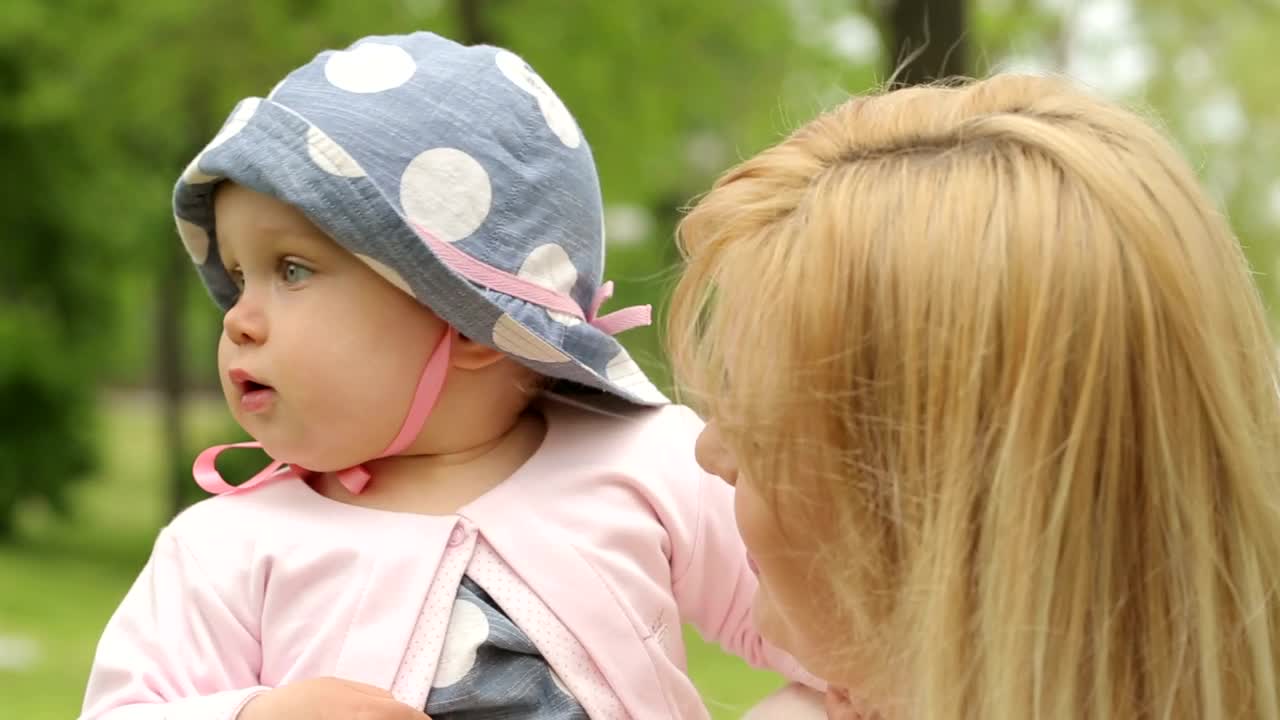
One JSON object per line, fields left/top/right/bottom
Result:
{"left": 451, "top": 333, "right": 508, "bottom": 371}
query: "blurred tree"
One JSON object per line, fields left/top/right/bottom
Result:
{"left": 48, "top": 1, "right": 458, "bottom": 517}
{"left": 1132, "top": 0, "right": 1280, "bottom": 309}
{"left": 0, "top": 6, "right": 107, "bottom": 539}
{"left": 10, "top": 0, "right": 1275, "bottom": 533}
{"left": 27, "top": 0, "right": 875, "bottom": 520}
{"left": 492, "top": 1, "right": 872, "bottom": 382}
{"left": 886, "top": 0, "right": 969, "bottom": 82}
{"left": 968, "top": 0, "right": 1280, "bottom": 310}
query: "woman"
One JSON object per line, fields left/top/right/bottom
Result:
{"left": 670, "top": 74, "right": 1280, "bottom": 719}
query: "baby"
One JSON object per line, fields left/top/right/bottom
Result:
{"left": 80, "top": 31, "right": 819, "bottom": 720}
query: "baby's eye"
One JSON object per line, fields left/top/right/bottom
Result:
{"left": 280, "top": 260, "right": 314, "bottom": 285}
{"left": 228, "top": 266, "right": 245, "bottom": 289}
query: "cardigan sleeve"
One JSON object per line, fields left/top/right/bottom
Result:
{"left": 660, "top": 408, "right": 826, "bottom": 691}
{"left": 80, "top": 525, "right": 270, "bottom": 720}
{"left": 670, "top": 470, "right": 826, "bottom": 689}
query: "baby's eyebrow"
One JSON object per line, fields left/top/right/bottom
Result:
{"left": 247, "top": 224, "right": 315, "bottom": 239}
{"left": 253, "top": 227, "right": 338, "bottom": 256}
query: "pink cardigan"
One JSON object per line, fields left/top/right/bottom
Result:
{"left": 81, "top": 401, "right": 819, "bottom": 719}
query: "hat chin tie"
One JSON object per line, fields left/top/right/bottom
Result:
{"left": 194, "top": 224, "right": 656, "bottom": 497}
{"left": 193, "top": 329, "right": 453, "bottom": 496}
{"left": 415, "top": 224, "right": 652, "bottom": 335}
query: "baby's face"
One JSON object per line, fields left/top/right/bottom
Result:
{"left": 213, "top": 182, "right": 446, "bottom": 470}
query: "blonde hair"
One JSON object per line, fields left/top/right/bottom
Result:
{"left": 669, "top": 74, "right": 1280, "bottom": 719}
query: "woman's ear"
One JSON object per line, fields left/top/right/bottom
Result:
{"left": 450, "top": 333, "right": 509, "bottom": 371}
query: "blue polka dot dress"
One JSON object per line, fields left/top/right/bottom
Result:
{"left": 426, "top": 577, "right": 587, "bottom": 719}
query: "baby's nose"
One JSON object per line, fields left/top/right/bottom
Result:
{"left": 222, "top": 293, "right": 268, "bottom": 346}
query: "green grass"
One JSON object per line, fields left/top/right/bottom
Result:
{"left": 0, "top": 394, "right": 781, "bottom": 718}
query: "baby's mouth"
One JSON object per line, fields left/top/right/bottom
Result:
{"left": 241, "top": 379, "right": 273, "bottom": 393}
{"left": 229, "top": 369, "right": 277, "bottom": 412}
{"left": 238, "top": 382, "right": 277, "bottom": 413}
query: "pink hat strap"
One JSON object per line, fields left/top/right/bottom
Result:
{"left": 192, "top": 328, "right": 454, "bottom": 496}
{"left": 192, "top": 442, "right": 286, "bottom": 495}
{"left": 326, "top": 328, "right": 454, "bottom": 494}
{"left": 587, "top": 281, "right": 650, "bottom": 336}
{"left": 419, "top": 226, "right": 651, "bottom": 336}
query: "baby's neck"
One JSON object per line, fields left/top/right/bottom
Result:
{"left": 308, "top": 409, "right": 547, "bottom": 516}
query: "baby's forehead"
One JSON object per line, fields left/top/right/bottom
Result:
{"left": 213, "top": 183, "right": 342, "bottom": 259}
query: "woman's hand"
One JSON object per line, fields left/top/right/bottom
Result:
{"left": 238, "top": 677, "right": 429, "bottom": 720}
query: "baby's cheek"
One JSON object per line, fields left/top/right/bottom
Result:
{"left": 214, "top": 338, "right": 238, "bottom": 405}
{"left": 215, "top": 333, "right": 233, "bottom": 372}
{"left": 310, "top": 366, "right": 404, "bottom": 450}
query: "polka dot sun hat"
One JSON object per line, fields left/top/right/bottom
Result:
{"left": 173, "top": 31, "right": 668, "bottom": 412}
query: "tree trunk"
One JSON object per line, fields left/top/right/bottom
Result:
{"left": 456, "top": 0, "right": 495, "bottom": 46}
{"left": 887, "top": 0, "right": 969, "bottom": 84}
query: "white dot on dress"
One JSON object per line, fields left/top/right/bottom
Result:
{"left": 494, "top": 50, "right": 581, "bottom": 149}
{"left": 400, "top": 147, "right": 492, "bottom": 243}
{"left": 550, "top": 670, "right": 570, "bottom": 696}
{"left": 431, "top": 598, "right": 489, "bottom": 688}
{"left": 323, "top": 43, "right": 417, "bottom": 94}
{"left": 518, "top": 244, "right": 580, "bottom": 325}
{"left": 306, "top": 126, "right": 366, "bottom": 178}
{"left": 492, "top": 314, "right": 569, "bottom": 363}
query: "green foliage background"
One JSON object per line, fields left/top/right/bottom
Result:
{"left": 2, "top": 0, "right": 1277, "bottom": 717}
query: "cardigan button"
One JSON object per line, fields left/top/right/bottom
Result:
{"left": 447, "top": 525, "right": 466, "bottom": 547}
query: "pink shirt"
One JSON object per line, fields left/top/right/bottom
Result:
{"left": 81, "top": 400, "right": 819, "bottom": 719}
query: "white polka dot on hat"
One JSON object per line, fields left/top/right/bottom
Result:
{"left": 400, "top": 148, "right": 493, "bottom": 244}
{"left": 307, "top": 126, "right": 366, "bottom": 178}
{"left": 518, "top": 244, "right": 582, "bottom": 326}
{"left": 494, "top": 50, "right": 581, "bottom": 149}
{"left": 323, "top": 42, "right": 418, "bottom": 94}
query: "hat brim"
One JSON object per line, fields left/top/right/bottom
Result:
{"left": 174, "top": 99, "right": 668, "bottom": 407}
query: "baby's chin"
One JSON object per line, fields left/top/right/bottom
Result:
{"left": 280, "top": 452, "right": 372, "bottom": 474}
{"left": 252, "top": 435, "right": 374, "bottom": 474}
